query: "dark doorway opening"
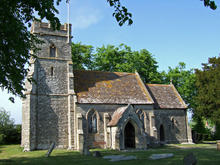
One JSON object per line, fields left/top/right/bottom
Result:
{"left": 124, "top": 122, "right": 135, "bottom": 149}
{"left": 160, "top": 125, "right": 165, "bottom": 142}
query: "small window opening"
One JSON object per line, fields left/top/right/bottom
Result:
{"left": 50, "top": 44, "right": 56, "bottom": 57}
{"left": 171, "top": 118, "right": 175, "bottom": 129}
{"left": 51, "top": 67, "right": 54, "bottom": 76}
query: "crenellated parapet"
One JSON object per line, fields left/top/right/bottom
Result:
{"left": 31, "top": 21, "right": 71, "bottom": 39}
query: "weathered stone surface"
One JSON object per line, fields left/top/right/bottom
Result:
{"left": 149, "top": 153, "right": 174, "bottom": 160}
{"left": 81, "top": 148, "right": 90, "bottom": 156}
{"left": 93, "top": 151, "right": 102, "bottom": 157}
{"left": 45, "top": 142, "right": 55, "bottom": 157}
{"left": 22, "top": 21, "right": 73, "bottom": 151}
{"left": 183, "top": 153, "right": 197, "bottom": 165}
{"left": 81, "top": 141, "right": 90, "bottom": 156}
{"left": 103, "top": 155, "right": 137, "bottom": 161}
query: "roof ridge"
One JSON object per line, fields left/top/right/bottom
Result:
{"left": 73, "top": 69, "right": 135, "bottom": 75}
{"left": 147, "top": 84, "right": 172, "bottom": 86}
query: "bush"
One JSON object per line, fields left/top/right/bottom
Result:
{"left": 0, "top": 133, "right": 6, "bottom": 144}
{"left": 214, "top": 123, "right": 220, "bottom": 140}
{"left": 191, "top": 116, "right": 215, "bottom": 142}
{"left": 0, "top": 107, "right": 21, "bottom": 144}
{"left": 5, "top": 124, "right": 21, "bottom": 144}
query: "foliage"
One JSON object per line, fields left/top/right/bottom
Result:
{"left": 106, "top": 0, "right": 218, "bottom": 26}
{"left": 0, "top": 0, "right": 132, "bottom": 101}
{"left": 1, "top": 144, "right": 220, "bottom": 165}
{"left": 202, "top": 0, "right": 217, "bottom": 9}
{"left": 71, "top": 42, "right": 94, "bottom": 70}
{"left": 0, "top": 107, "right": 21, "bottom": 144}
{"left": 161, "top": 62, "right": 196, "bottom": 111}
{"left": 72, "top": 43, "right": 161, "bottom": 83}
{"left": 0, "top": 0, "right": 63, "bottom": 100}
{"left": 195, "top": 56, "right": 220, "bottom": 124}
{"left": 107, "top": 0, "right": 133, "bottom": 26}
{"left": 215, "top": 123, "right": 220, "bottom": 139}
{"left": 0, "top": 0, "right": 218, "bottom": 101}
{"left": 192, "top": 116, "right": 207, "bottom": 134}
{"left": 191, "top": 115, "right": 215, "bottom": 142}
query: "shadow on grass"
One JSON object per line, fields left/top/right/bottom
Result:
{"left": 1, "top": 145, "right": 220, "bottom": 165}
{"left": 0, "top": 145, "right": 6, "bottom": 153}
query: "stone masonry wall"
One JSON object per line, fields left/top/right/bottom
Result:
{"left": 75, "top": 104, "right": 121, "bottom": 149}
{"left": 75, "top": 104, "right": 155, "bottom": 149}
{"left": 36, "top": 59, "right": 68, "bottom": 95}
{"left": 21, "top": 94, "right": 38, "bottom": 151}
{"left": 75, "top": 104, "right": 188, "bottom": 149}
{"left": 154, "top": 109, "right": 188, "bottom": 143}
{"left": 37, "top": 95, "right": 69, "bottom": 149}
{"left": 22, "top": 21, "right": 73, "bottom": 151}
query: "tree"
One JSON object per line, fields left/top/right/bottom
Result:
{"left": 71, "top": 42, "right": 94, "bottom": 70}
{"left": 202, "top": 0, "right": 217, "bottom": 9}
{"left": 161, "top": 62, "right": 197, "bottom": 110}
{"left": 107, "top": 0, "right": 217, "bottom": 26}
{"left": 0, "top": 0, "right": 63, "bottom": 101}
{"left": 0, "top": 0, "right": 217, "bottom": 101}
{"left": 107, "top": 0, "right": 133, "bottom": 26}
{"left": 72, "top": 43, "right": 161, "bottom": 83}
{"left": 0, "top": 0, "right": 132, "bottom": 101}
{"left": 195, "top": 56, "right": 220, "bottom": 125}
{"left": 0, "top": 107, "right": 21, "bottom": 144}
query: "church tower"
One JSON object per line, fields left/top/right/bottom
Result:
{"left": 22, "top": 21, "right": 75, "bottom": 151}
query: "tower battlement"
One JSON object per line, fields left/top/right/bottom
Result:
{"left": 30, "top": 21, "right": 72, "bottom": 60}
{"left": 31, "top": 21, "right": 71, "bottom": 39}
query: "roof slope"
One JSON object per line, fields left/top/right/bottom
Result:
{"left": 74, "top": 70, "right": 154, "bottom": 104}
{"left": 108, "top": 105, "right": 128, "bottom": 126}
{"left": 146, "top": 84, "right": 187, "bottom": 109}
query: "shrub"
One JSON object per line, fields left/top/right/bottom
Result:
{"left": 0, "top": 107, "right": 21, "bottom": 144}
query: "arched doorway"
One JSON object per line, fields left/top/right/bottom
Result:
{"left": 160, "top": 125, "right": 165, "bottom": 142}
{"left": 124, "top": 122, "right": 135, "bottom": 148}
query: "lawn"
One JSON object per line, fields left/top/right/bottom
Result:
{"left": 0, "top": 144, "right": 220, "bottom": 165}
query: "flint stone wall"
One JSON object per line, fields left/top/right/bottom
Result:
{"left": 36, "top": 95, "right": 69, "bottom": 149}
{"left": 154, "top": 109, "right": 188, "bottom": 143}
{"left": 75, "top": 104, "right": 188, "bottom": 149}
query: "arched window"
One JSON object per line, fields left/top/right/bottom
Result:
{"left": 87, "top": 109, "right": 98, "bottom": 133}
{"left": 171, "top": 117, "right": 176, "bottom": 129}
{"left": 50, "top": 44, "right": 56, "bottom": 57}
{"left": 136, "top": 109, "right": 145, "bottom": 123}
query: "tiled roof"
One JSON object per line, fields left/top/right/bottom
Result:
{"left": 108, "top": 105, "right": 128, "bottom": 126}
{"left": 73, "top": 70, "right": 154, "bottom": 104}
{"left": 146, "top": 84, "right": 187, "bottom": 109}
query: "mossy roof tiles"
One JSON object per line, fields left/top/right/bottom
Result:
{"left": 73, "top": 70, "right": 187, "bottom": 109}
{"left": 73, "top": 70, "right": 154, "bottom": 104}
{"left": 146, "top": 84, "right": 187, "bottom": 109}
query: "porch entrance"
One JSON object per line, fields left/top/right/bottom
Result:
{"left": 124, "top": 122, "right": 135, "bottom": 148}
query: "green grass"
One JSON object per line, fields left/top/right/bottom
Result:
{"left": 0, "top": 144, "right": 220, "bottom": 165}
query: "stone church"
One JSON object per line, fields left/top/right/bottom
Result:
{"left": 21, "top": 21, "right": 192, "bottom": 151}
